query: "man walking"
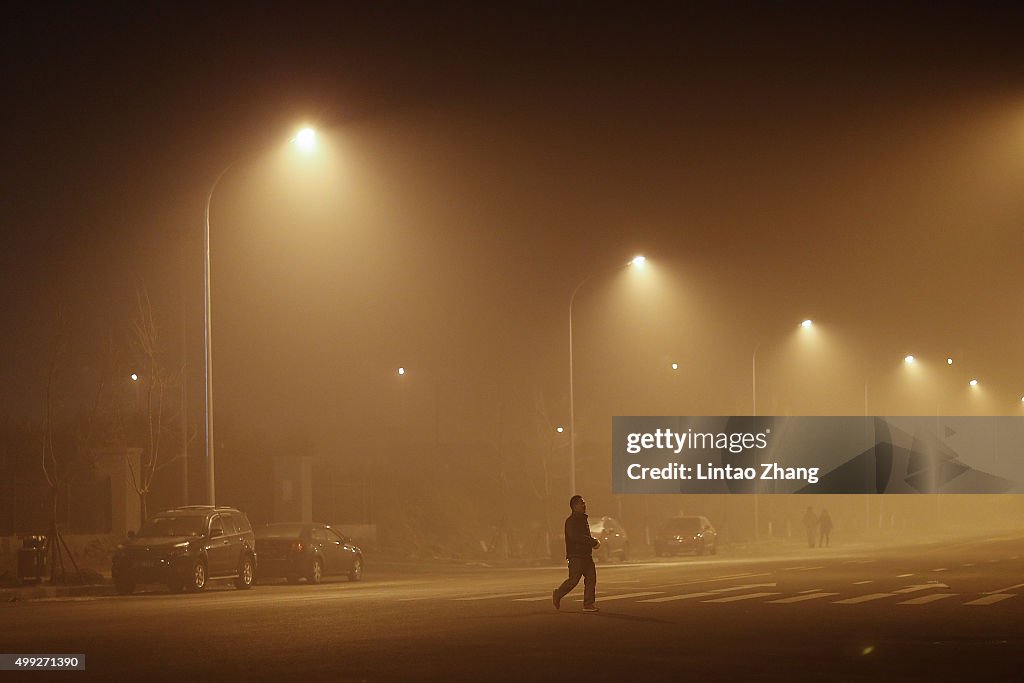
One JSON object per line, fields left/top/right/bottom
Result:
{"left": 552, "top": 495, "right": 601, "bottom": 612}
{"left": 802, "top": 506, "right": 818, "bottom": 549}
{"left": 818, "top": 508, "right": 834, "bottom": 548}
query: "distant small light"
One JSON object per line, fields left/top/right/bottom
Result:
{"left": 630, "top": 255, "right": 646, "bottom": 268}
{"left": 969, "top": 379, "right": 978, "bottom": 387}
{"left": 862, "top": 646, "right": 875, "bottom": 656}
{"left": 556, "top": 426, "right": 564, "bottom": 433}
{"left": 130, "top": 373, "right": 139, "bottom": 382}
{"left": 801, "top": 319, "right": 813, "bottom": 328}
{"left": 946, "top": 357, "right": 953, "bottom": 365}
{"left": 904, "top": 355, "right": 915, "bottom": 364}
{"left": 671, "top": 363, "right": 679, "bottom": 371}
{"left": 397, "top": 367, "right": 405, "bottom": 376}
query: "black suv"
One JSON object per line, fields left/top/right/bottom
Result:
{"left": 112, "top": 506, "right": 257, "bottom": 594}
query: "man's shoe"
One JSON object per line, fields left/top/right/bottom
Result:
{"left": 552, "top": 589, "right": 560, "bottom": 610}
{"left": 583, "top": 605, "right": 599, "bottom": 612}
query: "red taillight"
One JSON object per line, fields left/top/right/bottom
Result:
{"left": 290, "top": 542, "right": 304, "bottom": 553}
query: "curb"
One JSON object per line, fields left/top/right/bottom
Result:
{"left": 1, "top": 583, "right": 115, "bottom": 602}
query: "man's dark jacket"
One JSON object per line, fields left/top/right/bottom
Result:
{"left": 564, "top": 511, "right": 597, "bottom": 559}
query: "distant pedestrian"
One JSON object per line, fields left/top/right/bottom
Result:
{"left": 818, "top": 509, "right": 833, "bottom": 548}
{"left": 552, "top": 495, "right": 601, "bottom": 612}
{"left": 802, "top": 506, "right": 818, "bottom": 549}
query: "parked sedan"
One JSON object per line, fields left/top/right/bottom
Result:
{"left": 255, "top": 523, "right": 363, "bottom": 584}
{"left": 653, "top": 516, "right": 718, "bottom": 556}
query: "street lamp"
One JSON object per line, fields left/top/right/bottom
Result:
{"left": 752, "top": 319, "right": 812, "bottom": 416}
{"left": 203, "top": 125, "right": 318, "bottom": 505}
{"left": 568, "top": 255, "right": 645, "bottom": 497}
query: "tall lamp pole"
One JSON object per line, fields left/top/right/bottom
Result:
{"left": 568, "top": 255, "right": 645, "bottom": 497}
{"left": 203, "top": 126, "right": 318, "bottom": 506}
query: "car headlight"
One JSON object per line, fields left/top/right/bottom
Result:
{"left": 168, "top": 541, "right": 191, "bottom": 557}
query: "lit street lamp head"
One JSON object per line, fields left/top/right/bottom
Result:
{"left": 904, "top": 355, "right": 915, "bottom": 364}
{"left": 293, "top": 127, "right": 317, "bottom": 151}
{"left": 630, "top": 255, "right": 646, "bottom": 268}
{"left": 397, "top": 367, "right": 406, "bottom": 376}
{"left": 969, "top": 379, "right": 979, "bottom": 387}
{"left": 800, "top": 319, "right": 813, "bottom": 328}
{"left": 130, "top": 373, "right": 139, "bottom": 381}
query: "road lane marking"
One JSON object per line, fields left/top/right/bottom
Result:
{"left": 833, "top": 593, "right": 893, "bottom": 604}
{"left": 896, "top": 573, "right": 913, "bottom": 578}
{"left": 798, "top": 589, "right": 823, "bottom": 594}
{"left": 703, "top": 592, "right": 780, "bottom": 603}
{"left": 638, "top": 592, "right": 717, "bottom": 603}
{"left": 852, "top": 581, "right": 872, "bottom": 585}
{"left": 709, "top": 583, "right": 776, "bottom": 593}
{"left": 652, "top": 572, "right": 771, "bottom": 588}
{"left": 931, "top": 568, "right": 949, "bottom": 572}
{"left": 986, "top": 559, "right": 1000, "bottom": 563}
{"left": 514, "top": 592, "right": 609, "bottom": 602}
{"left": 964, "top": 594, "right": 1014, "bottom": 606}
{"left": 898, "top": 593, "right": 957, "bottom": 605}
{"left": 572, "top": 591, "right": 664, "bottom": 602}
{"left": 768, "top": 592, "right": 839, "bottom": 604}
{"left": 962, "top": 563, "right": 975, "bottom": 567}
{"left": 797, "top": 566, "right": 825, "bottom": 571}
{"left": 893, "top": 584, "right": 948, "bottom": 594}
{"left": 453, "top": 591, "right": 554, "bottom": 601}
{"left": 983, "top": 583, "right": 1024, "bottom": 595}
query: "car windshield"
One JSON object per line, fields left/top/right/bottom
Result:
{"left": 664, "top": 518, "right": 701, "bottom": 534}
{"left": 138, "top": 516, "right": 206, "bottom": 537}
{"left": 256, "top": 524, "right": 306, "bottom": 539}
{"left": 588, "top": 520, "right": 605, "bottom": 534}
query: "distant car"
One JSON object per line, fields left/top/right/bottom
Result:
{"left": 255, "top": 523, "right": 363, "bottom": 584}
{"left": 588, "top": 516, "right": 630, "bottom": 562}
{"left": 654, "top": 516, "right": 718, "bottom": 557}
{"left": 111, "top": 505, "right": 257, "bottom": 594}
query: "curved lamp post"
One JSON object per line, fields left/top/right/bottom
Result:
{"left": 568, "top": 255, "right": 645, "bottom": 497}
{"left": 203, "top": 126, "right": 317, "bottom": 505}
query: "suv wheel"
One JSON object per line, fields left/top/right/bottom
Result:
{"left": 348, "top": 556, "right": 362, "bottom": 582}
{"left": 187, "top": 559, "right": 208, "bottom": 592}
{"left": 307, "top": 558, "right": 323, "bottom": 584}
{"left": 234, "top": 554, "right": 255, "bottom": 590}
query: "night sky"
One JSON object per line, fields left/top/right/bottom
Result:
{"left": 3, "top": 2, "right": 1024, "bottom": 458}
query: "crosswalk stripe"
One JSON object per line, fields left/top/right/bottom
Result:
{"left": 638, "top": 591, "right": 717, "bottom": 603}
{"left": 768, "top": 592, "right": 839, "bottom": 604}
{"left": 898, "top": 593, "right": 957, "bottom": 605}
{"left": 652, "top": 572, "right": 769, "bottom": 589}
{"left": 834, "top": 593, "right": 893, "bottom": 604}
{"left": 514, "top": 592, "right": 607, "bottom": 603}
{"left": 572, "top": 592, "right": 664, "bottom": 602}
{"left": 703, "top": 592, "right": 780, "bottom": 603}
{"left": 964, "top": 594, "right": 1014, "bottom": 606}
{"left": 453, "top": 591, "right": 552, "bottom": 601}
{"left": 984, "top": 583, "right": 1024, "bottom": 595}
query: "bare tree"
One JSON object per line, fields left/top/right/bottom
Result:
{"left": 127, "top": 283, "right": 179, "bottom": 522}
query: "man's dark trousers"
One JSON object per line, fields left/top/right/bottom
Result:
{"left": 554, "top": 557, "right": 596, "bottom": 607}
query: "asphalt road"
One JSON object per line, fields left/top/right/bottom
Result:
{"left": 4, "top": 533, "right": 1024, "bottom": 681}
